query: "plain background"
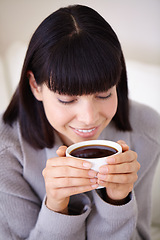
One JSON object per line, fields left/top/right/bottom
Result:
{"left": 0, "top": 0, "right": 160, "bottom": 64}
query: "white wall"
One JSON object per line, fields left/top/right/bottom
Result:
{"left": 0, "top": 0, "right": 160, "bottom": 64}
{"left": 0, "top": 0, "right": 160, "bottom": 113}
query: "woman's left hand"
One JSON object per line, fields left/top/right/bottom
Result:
{"left": 97, "top": 140, "right": 140, "bottom": 202}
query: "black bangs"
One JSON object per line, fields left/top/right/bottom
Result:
{"left": 45, "top": 32, "right": 122, "bottom": 95}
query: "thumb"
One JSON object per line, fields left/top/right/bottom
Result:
{"left": 56, "top": 145, "right": 68, "bottom": 157}
{"left": 117, "top": 140, "right": 129, "bottom": 152}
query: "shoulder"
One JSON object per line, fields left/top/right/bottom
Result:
{"left": 0, "top": 113, "right": 21, "bottom": 153}
{"left": 129, "top": 100, "right": 160, "bottom": 145}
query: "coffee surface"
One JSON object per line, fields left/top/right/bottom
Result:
{"left": 70, "top": 145, "right": 117, "bottom": 159}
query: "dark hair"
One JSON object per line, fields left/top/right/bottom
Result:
{"left": 3, "top": 5, "right": 132, "bottom": 149}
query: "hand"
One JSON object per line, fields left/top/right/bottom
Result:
{"left": 42, "top": 146, "right": 98, "bottom": 214}
{"left": 97, "top": 140, "right": 140, "bottom": 203}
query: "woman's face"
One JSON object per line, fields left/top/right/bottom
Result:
{"left": 35, "top": 84, "right": 118, "bottom": 146}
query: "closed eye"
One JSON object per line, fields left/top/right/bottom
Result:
{"left": 58, "top": 99, "right": 76, "bottom": 105}
{"left": 97, "top": 93, "right": 112, "bottom": 99}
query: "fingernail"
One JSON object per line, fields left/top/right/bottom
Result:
{"left": 122, "top": 143, "right": 128, "bottom": 147}
{"left": 98, "top": 180, "right": 105, "bottom": 185}
{"left": 98, "top": 174, "right": 106, "bottom": 180}
{"left": 83, "top": 161, "right": 92, "bottom": 169}
{"left": 106, "top": 157, "right": 115, "bottom": 164}
{"left": 99, "top": 166, "right": 108, "bottom": 174}
{"left": 88, "top": 170, "right": 97, "bottom": 177}
{"left": 90, "top": 178, "right": 97, "bottom": 183}
{"left": 91, "top": 184, "right": 99, "bottom": 189}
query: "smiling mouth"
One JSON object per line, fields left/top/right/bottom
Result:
{"left": 75, "top": 128, "right": 96, "bottom": 133}
{"left": 70, "top": 126, "right": 99, "bottom": 138}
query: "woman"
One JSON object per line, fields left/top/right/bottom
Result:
{"left": 0, "top": 5, "right": 159, "bottom": 239}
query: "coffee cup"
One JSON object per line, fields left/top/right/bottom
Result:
{"left": 66, "top": 140, "right": 122, "bottom": 172}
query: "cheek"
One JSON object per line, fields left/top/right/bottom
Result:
{"left": 42, "top": 101, "right": 73, "bottom": 128}
{"left": 112, "top": 94, "right": 118, "bottom": 116}
{"left": 103, "top": 95, "right": 118, "bottom": 119}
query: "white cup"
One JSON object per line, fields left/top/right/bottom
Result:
{"left": 66, "top": 140, "right": 122, "bottom": 172}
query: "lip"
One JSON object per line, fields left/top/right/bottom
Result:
{"left": 70, "top": 126, "right": 99, "bottom": 138}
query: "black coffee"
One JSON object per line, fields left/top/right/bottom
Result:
{"left": 70, "top": 145, "right": 117, "bottom": 159}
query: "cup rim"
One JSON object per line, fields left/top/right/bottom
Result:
{"left": 66, "top": 139, "right": 122, "bottom": 160}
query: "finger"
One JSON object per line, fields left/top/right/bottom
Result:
{"left": 117, "top": 140, "right": 129, "bottom": 152}
{"left": 56, "top": 146, "right": 68, "bottom": 157}
{"left": 106, "top": 150, "right": 138, "bottom": 165}
{"left": 47, "top": 176, "right": 97, "bottom": 188}
{"left": 52, "top": 184, "right": 99, "bottom": 199}
{"left": 46, "top": 156, "right": 92, "bottom": 169}
{"left": 97, "top": 172, "right": 138, "bottom": 184}
{"left": 43, "top": 166, "right": 97, "bottom": 179}
{"left": 97, "top": 181, "right": 132, "bottom": 190}
{"left": 99, "top": 161, "right": 140, "bottom": 174}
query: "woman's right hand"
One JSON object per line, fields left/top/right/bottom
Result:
{"left": 42, "top": 145, "right": 98, "bottom": 214}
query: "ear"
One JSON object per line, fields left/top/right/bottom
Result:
{"left": 28, "top": 71, "right": 43, "bottom": 101}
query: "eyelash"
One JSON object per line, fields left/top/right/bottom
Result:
{"left": 58, "top": 99, "right": 75, "bottom": 105}
{"left": 58, "top": 93, "right": 112, "bottom": 105}
{"left": 97, "top": 93, "right": 112, "bottom": 100}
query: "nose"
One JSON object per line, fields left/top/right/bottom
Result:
{"left": 77, "top": 99, "right": 99, "bottom": 125}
